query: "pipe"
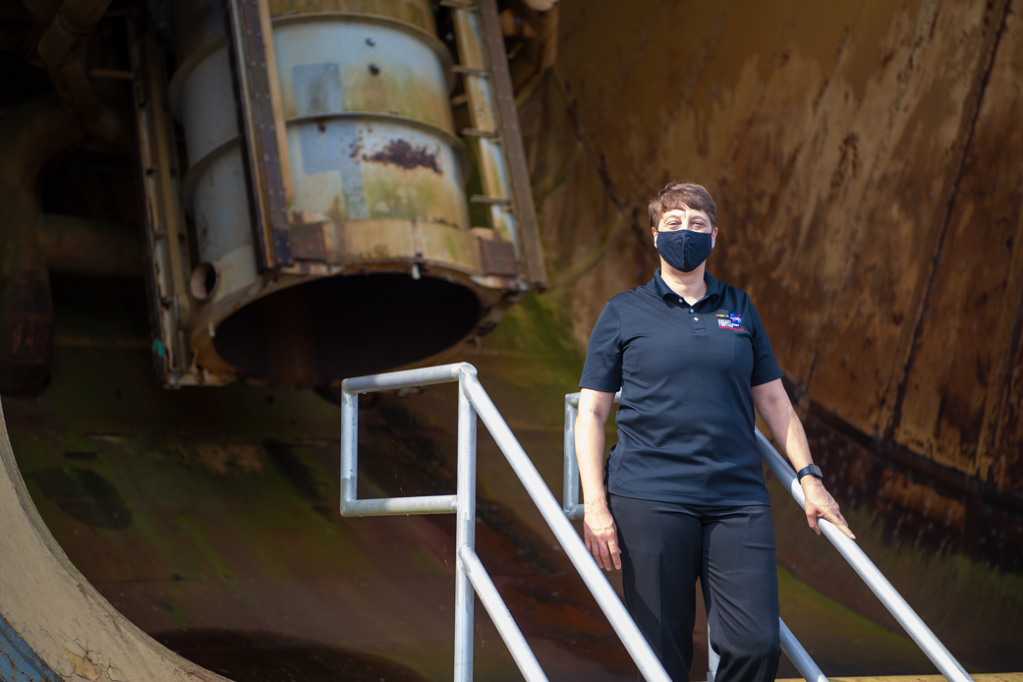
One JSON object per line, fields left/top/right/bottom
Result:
{"left": 0, "top": 94, "right": 85, "bottom": 395}
{"left": 33, "top": 0, "right": 124, "bottom": 146}
{"left": 0, "top": 1, "right": 131, "bottom": 394}
{"left": 511, "top": 2, "right": 559, "bottom": 107}
{"left": 521, "top": 0, "right": 557, "bottom": 10}
{"left": 35, "top": 214, "right": 144, "bottom": 278}
{"left": 530, "top": 2, "right": 558, "bottom": 72}
{"left": 20, "top": 0, "right": 62, "bottom": 25}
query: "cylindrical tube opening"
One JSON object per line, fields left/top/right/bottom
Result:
{"left": 212, "top": 273, "right": 482, "bottom": 385}
{"left": 189, "top": 262, "right": 220, "bottom": 300}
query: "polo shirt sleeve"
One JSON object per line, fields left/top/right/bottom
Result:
{"left": 747, "top": 301, "right": 784, "bottom": 387}
{"left": 579, "top": 302, "right": 623, "bottom": 392}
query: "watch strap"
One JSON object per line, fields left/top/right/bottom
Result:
{"left": 796, "top": 464, "right": 823, "bottom": 482}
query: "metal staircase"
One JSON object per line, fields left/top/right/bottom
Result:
{"left": 340, "top": 363, "right": 973, "bottom": 682}
{"left": 341, "top": 363, "right": 671, "bottom": 682}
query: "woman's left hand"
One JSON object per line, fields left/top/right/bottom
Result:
{"left": 801, "top": 477, "right": 856, "bottom": 540}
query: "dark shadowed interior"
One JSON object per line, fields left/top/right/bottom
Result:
{"left": 213, "top": 273, "right": 482, "bottom": 385}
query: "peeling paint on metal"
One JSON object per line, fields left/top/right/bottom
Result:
{"left": 62, "top": 649, "right": 101, "bottom": 681}
{"left": 0, "top": 615, "right": 60, "bottom": 682}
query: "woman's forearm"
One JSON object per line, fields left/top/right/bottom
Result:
{"left": 576, "top": 409, "right": 608, "bottom": 511}
{"left": 574, "top": 389, "right": 615, "bottom": 511}
{"left": 575, "top": 388, "right": 621, "bottom": 570}
{"left": 769, "top": 402, "right": 813, "bottom": 471}
{"left": 752, "top": 378, "right": 856, "bottom": 539}
{"left": 752, "top": 379, "right": 813, "bottom": 470}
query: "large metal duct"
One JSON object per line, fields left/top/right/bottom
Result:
{"left": 156, "top": 0, "right": 539, "bottom": 387}
{"left": 0, "top": 0, "right": 122, "bottom": 396}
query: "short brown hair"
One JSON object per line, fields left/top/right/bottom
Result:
{"left": 648, "top": 182, "right": 719, "bottom": 228}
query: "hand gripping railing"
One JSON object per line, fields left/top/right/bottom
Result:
{"left": 563, "top": 391, "right": 975, "bottom": 682}
{"left": 340, "top": 364, "right": 672, "bottom": 682}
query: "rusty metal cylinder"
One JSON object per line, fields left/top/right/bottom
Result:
{"left": 166, "top": 0, "right": 518, "bottom": 386}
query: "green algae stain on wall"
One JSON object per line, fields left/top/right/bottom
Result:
{"left": 172, "top": 514, "right": 238, "bottom": 582}
{"left": 28, "top": 467, "right": 133, "bottom": 530}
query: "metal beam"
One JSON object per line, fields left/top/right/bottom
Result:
{"left": 223, "top": 0, "right": 293, "bottom": 269}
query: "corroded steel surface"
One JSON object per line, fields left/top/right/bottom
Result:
{"left": 496, "top": 0, "right": 1023, "bottom": 667}
{"left": 165, "top": 0, "right": 526, "bottom": 386}
{"left": 537, "top": 0, "right": 1023, "bottom": 517}
{"left": 1, "top": 0, "right": 1021, "bottom": 679}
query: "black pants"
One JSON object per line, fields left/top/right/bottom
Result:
{"left": 609, "top": 494, "right": 781, "bottom": 682}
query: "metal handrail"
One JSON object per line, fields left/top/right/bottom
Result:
{"left": 563, "top": 390, "right": 975, "bottom": 682}
{"left": 340, "top": 364, "right": 672, "bottom": 682}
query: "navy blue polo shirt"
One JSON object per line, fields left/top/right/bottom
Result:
{"left": 579, "top": 270, "right": 783, "bottom": 506}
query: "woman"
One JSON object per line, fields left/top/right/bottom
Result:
{"left": 575, "top": 182, "right": 855, "bottom": 682}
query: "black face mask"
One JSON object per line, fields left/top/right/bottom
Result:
{"left": 655, "top": 229, "right": 713, "bottom": 273}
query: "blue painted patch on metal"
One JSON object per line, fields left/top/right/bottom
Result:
{"left": 293, "top": 62, "right": 368, "bottom": 219}
{"left": 0, "top": 613, "right": 61, "bottom": 682}
{"left": 299, "top": 119, "right": 368, "bottom": 219}
{"left": 152, "top": 338, "right": 164, "bottom": 358}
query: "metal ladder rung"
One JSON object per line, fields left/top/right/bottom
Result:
{"left": 452, "top": 65, "right": 489, "bottom": 77}
{"left": 470, "top": 194, "right": 511, "bottom": 205}
{"left": 462, "top": 128, "right": 499, "bottom": 139}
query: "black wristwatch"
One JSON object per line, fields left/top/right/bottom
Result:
{"left": 796, "top": 464, "right": 823, "bottom": 483}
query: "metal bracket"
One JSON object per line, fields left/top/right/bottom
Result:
{"left": 223, "top": 0, "right": 293, "bottom": 270}
{"left": 452, "top": 65, "right": 489, "bottom": 76}
{"left": 128, "top": 23, "right": 194, "bottom": 387}
{"left": 470, "top": 195, "right": 512, "bottom": 205}
{"left": 462, "top": 127, "right": 500, "bottom": 138}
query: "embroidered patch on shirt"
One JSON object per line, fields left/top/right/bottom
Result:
{"left": 716, "top": 313, "right": 745, "bottom": 331}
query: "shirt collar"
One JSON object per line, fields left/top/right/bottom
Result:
{"left": 653, "top": 269, "right": 721, "bottom": 302}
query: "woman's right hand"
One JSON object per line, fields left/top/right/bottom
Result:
{"left": 584, "top": 504, "right": 621, "bottom": 571}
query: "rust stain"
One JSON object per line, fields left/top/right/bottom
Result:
{"left": 289, "top": 223, "right": 328, "bottom": 260}
{"left": 830, "top": 133, "right": 860, "bottom": 195}
{"left": 362, "top": 139, "right": 440, "bottom": 174}
{"left": 877, "top": 469, "right": 967, "bottom": 533}
{"left": 346, "top": 135, "right": 363, "bottom": 159}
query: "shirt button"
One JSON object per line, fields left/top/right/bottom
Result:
{"left": 694, "top": 317, "right": 699, "bottom": 321}
{"left": 689, "top": 309, "right": 694, "bottom": 314}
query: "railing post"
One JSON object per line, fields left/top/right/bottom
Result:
{"left": 454, "top": 368, "right": 478, "bottom": 682}
{"left": 563, "top": 395, "right": 579, "bottom": 516}
{"left": 779, "top": 618, "right": 828, "bottom": 682}
{"left": 707, "top": 622, "right": 719, "bottom": 682}
{"left": 340, "top": 382, "right": 359, "bottom": 513}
